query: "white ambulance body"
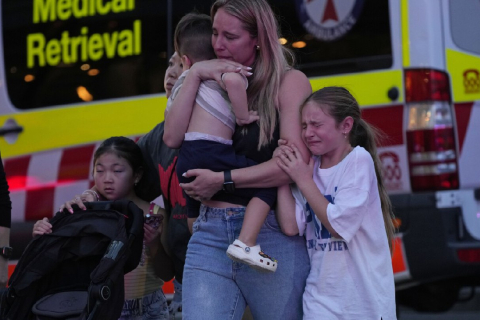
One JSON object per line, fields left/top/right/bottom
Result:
{"left": 1, "top": 0, "right": 480, "bottom": 311}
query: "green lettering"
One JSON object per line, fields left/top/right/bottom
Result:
{"left": 117, "top": 29, "right": 133, "bottom": 57}
{"left": 33, "top": 0, "right": 56, "bottom": 23}
{"left": 96, "top": 0, "right": 111, "bottom": 15}
{"left": 89, "top": 0, "right": 96, "bottom": 15}
{"left": 27, "top": 33, "right": 46, "bottom": 67}
{"left": 111, "top": 0, "right": 125, "bottom": 12}
{"left": 81, "top": 27, "right": 89, "bottom": 60}
{"left": 57, "top": 0, "right": 72, "bottom": 20}
{"left": 70, "top": 36, "right": 82, "bottom": 62}
{"left": 72, "top": 0, "right": 88, "bottom": 18}
{"left": 88, "top": 33, "right": 104, "bottom": 60}
{"left": 45, "top": 39, "right": 61, "bottom": 66}
{"left": 103, "top": 32, "right": 118, "bottom": 58}
{"left": 128, "top": 0, "right": 134, "bottom": 10}
{"left": 134, "top": 20, "right": 141, "bottom": 54}
{"left": 61, "top": 31, "right": 72, "bottom": 63}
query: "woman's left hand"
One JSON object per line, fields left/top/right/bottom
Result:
{"left": 180, "top": 169, "right": 223, "bottom": 201}
{"left": 277, "top": 144, "right": 314, "bottom": 184}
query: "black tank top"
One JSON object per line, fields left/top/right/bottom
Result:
{"left": 212, "top": 113, "right": 280, "bottom": 206}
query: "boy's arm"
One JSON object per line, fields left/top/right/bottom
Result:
{"left": 276, "top": 184, "right": 299, "bottom": 236}
{"left": 222, "top": 73, "right": 258, "bottom": 126}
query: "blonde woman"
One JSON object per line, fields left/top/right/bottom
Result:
{"left": 164, "top": 0, "right": 312, "bottom": 319}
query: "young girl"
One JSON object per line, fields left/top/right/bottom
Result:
{"left": 33, "top": 136, "right": 171, "bottom": 320}
{"left": 276, "top": 87, "right": 397, "bottom": 319}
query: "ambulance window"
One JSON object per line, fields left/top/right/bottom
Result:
{"left": 273, "top": 0, "right": 393, "bottom": 77}
{"left": 1, "top": 0, "right": 169, "bottom": 110}
{"left": 449, "top": 1, "right": 480, "bottom": 55}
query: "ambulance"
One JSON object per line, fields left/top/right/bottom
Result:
{"left": 1, "top": 0, "right": 480, "bottom": 312}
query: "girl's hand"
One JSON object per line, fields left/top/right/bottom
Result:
{"left": 32, "top": 218, "right": 52, "bottom": 237}
{"left": 144, "top": 223, "right": 161, "bottom": 247}
{"left": 273, "top": 144, "right": 293, "bottom": 159}
{"left": 59, "top": 194, "right": 86, "bottom": 213}
{"left": 180, "top": 169, "right": 223, "bottom": 201}
{"left": 277, "top": 144, "right": 314, "bottom": 184}
{"left": 190, "top": 59, "right": 252, "bottom": 88}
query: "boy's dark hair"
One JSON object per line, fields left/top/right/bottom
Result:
{"left": 174, "top": 12, "right": 216, "bottom": 63}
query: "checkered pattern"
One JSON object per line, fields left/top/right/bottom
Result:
{"left": 4, "top": 144, "right": 98, "bottom": 222}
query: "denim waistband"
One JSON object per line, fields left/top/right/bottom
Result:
{"left": 200, "top": 204, "right": 275, "bottom": 219}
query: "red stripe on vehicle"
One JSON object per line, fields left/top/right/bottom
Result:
{"left": 454, "top": 102, "right": 473, "bottom": 155}
{"left": 25, "top": 186, "right": 55, "bottom": 221}
{"left": 58, "top": 145, "right": 96, "bottom": 182}
{"left": 4, "top": 156, "right": 31, "bottom": 190}
{"left": 362, "top": 105, "right": 404, "bottom": 146}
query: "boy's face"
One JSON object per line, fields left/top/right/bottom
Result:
{"left": 164, "top": 52, "right": 182, "bottom": 99}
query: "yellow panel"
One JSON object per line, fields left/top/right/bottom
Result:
{"left": 309, "top": 70, "right": 404, "bottom": 107}
{"left": 0, "top": 95, "right": 167, "bottom": 158}
{"left": 446, "top": 49, "right": 480, "bottom": 103}
{"left": 401, "top": 0, "right": 410, "bottom": 67}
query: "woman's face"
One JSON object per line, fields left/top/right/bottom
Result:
{"left": 164, "top": 52, "right": 182, "bottom": 98}
{"left": 212, "top": 8, "right": 258, "bottom": 66}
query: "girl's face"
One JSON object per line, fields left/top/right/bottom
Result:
{"left": 164, "top": 52, "right": 182, "bottom": 98}
{"left": 212, "top": 8, "right": 258, "bottom": 66}
{"left": 301, "top": 102, "right": 347, "bottom": 158}
{"left": 94, "top": 152, "right": 139, "bottom": 201}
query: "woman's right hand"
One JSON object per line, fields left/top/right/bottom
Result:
{"left": 58, "top": 194, "right": 89, "bottom": 213}
{"left": 32, "top": 217, "right": 52, "bottom": 237}
{"left": 180, "top": 169, "right": 224, "bottom": 201}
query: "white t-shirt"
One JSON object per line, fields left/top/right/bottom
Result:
{"left": 293, "top": 146, "right": 396, "bottom": 320}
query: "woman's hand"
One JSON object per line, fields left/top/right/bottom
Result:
{"left": 32, "top": 217, "right": 52, "bottom": 237}
{"left": 180, "top": 169, "right": 224, "bottom": 201}
{"left": 59, "top": 194, "right": 87, "bottom": 213}
{"left": 277, "top": 144, "right": 314, "bottom": 184}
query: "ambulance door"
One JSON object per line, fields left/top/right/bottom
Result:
{"left": 443, "top": 0, "right": 480, "bottom": 191}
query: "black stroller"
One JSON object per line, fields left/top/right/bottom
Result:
{"left": 0, "top": 200, "right": 144, "bottom": 320}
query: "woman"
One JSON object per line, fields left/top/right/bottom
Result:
{"left": 164, "top": 1, "right": 312, "bottom": 319}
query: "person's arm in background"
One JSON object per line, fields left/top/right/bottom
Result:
{"left": 0, "top": 153, "right": 12, "bottom": 287}
{"left": 180, "top": 69, "right": 312, "bottom": 199}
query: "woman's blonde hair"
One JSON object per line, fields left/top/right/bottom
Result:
{"left": 211, "top": 0, "right": 294, "bottom": 149}
{"left": 302, "top": 87, "right": 397, "bottom": 253}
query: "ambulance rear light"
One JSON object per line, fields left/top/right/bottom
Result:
{"left": 457, "top": 248, "right": 480, "bottom": 263}
{"left": 405, "top": 69, "right": 451, "bottom": 102}
{"left": 405, "top": 69, "right": 459, "bottom": 192}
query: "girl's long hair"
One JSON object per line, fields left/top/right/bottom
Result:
{"left": 302, "top": 87, "right": 396, "bottom": 253}
{"left": 211, "top": 0, "right": 294, "bottom": 149}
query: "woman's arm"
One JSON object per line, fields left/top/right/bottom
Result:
{"left": 276, "top": 184, "right": 299, "bottom": 236}
{"left": 180, "top": 69, "right": 312, "bottom": 199}
{"left": 163, "top": 60, "right": 250, "bottom": 148}
{"left": 233, "top": 69, "right": 311, "bottom": 187}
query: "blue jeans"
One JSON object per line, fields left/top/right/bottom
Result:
{"left": 119, "top": 289, "right": 169, "bottom": 320}
{"left": 183, "top": 206, "right": 310, "bottom": 320}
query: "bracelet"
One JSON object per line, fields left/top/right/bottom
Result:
{"left": 82, "top": 190, "right": 99, "bottom": 201}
